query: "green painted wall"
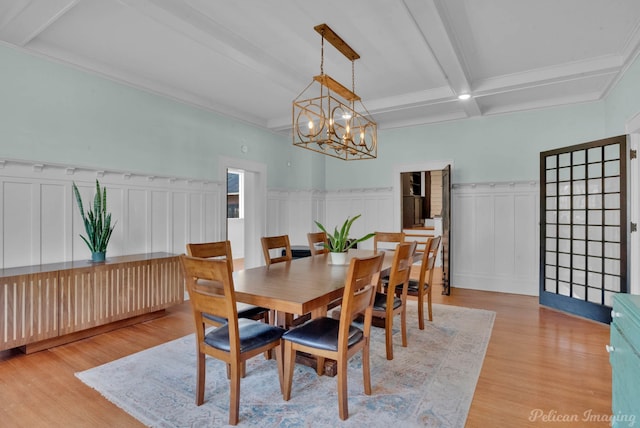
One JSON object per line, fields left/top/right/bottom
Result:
{"left": 0, "top": 43, "right": 317, "bottom": 189}
{"left": 605, "top": 54, "right": 640, "bottom": 134}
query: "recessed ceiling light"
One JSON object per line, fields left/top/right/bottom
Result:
{"left": 458, "top": 94, "right": 471, "bottom": 100}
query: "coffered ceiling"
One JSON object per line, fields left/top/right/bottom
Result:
{"left": 2, "top": 0, "right": 640, "bottom": 134}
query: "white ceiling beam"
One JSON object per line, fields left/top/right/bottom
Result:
{"left": 0, "top": 0, "right": 79, "bottom": 46}
{"left": 473, "top": 55, "right": 622, "bottom": 96}
{"left": 401, "top": 0, "right": 482, "bottom": 118}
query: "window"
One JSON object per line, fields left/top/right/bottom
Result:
{"left": 227, "top": 171, "right": 243, "bottom": 218}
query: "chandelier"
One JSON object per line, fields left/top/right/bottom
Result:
{"left": 293, "top": 24, "right": 377, "bottom": 160}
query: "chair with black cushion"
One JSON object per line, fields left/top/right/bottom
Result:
{"left": 186, "top": 241, "right": 270, "bottom": 325}
{"left": 261, "top": 235, "right": 292, "bottom": 266}
{"left": 282, "top": 252, "right": 384, "bottom": 420}
{"left": 308, "top": 231, "right": 345, "bottom": 312}
{"left": 261, "top": 235, "right": 305, "bottom": 327}
{"left": 307, "top": 231, "right": 329, "bottom": 255}
{"left": 179, "top": 255, "right": 285, "bottom": 426}
{"left": 393, "top": 235, "right": 441, "bottom": 329}
{"left": 374, "top": 231, "right": 405, "bottom": 284}
{"left": 371, "top": 240, "right": 417, "bottom": 360}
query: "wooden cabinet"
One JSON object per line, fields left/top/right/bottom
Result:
{"left": 0, "top": 253, "right": 182, "bottom": 352}
{"left": 402, "top": 172, "right": 424, "bottom": 228}
{"left": 609, "top": 294, "right": 640, "bottom": 427}
{"left": 0, "top": 271, "right": 60, "bottom": 349}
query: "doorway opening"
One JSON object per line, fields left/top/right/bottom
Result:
{"left": 219, "top": 156, "right": 267, "bottom": 269}
{"left": 393, "top": 161, "right": 452, "bottom": 295}
{"left": 226, "top": 169, "right": 245, "bottom": 270}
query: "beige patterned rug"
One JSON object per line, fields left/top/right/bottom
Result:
{"left": 76, "top": 302, "right": 495, "bottom": 427}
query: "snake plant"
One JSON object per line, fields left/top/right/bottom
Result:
{"left": 72, "top": 180, "right": 116, "bottom": 254}
{"left": 314, "top": 214, "right": 375, "bottom": 253}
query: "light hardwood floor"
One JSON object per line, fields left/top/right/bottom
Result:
{"left": 0, "top": 269, "right": 612, "bottom": 427}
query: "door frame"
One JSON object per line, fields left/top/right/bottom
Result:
{"left": 392, "top": 160, "right": 454, "bottom": 230}
{"left": 626, "top": 113, "right": 640, "bottom": 295}
{"left": 393, "top": 160, "right": 454, "bottom": 294}
{"left": 218, "top": 156, "right": 267, "bottom": 269}
{"left": 539, "top": 135, "right": 629, "bottom": 323}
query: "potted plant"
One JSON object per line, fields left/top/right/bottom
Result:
{"left": 314, "top": 214, "right": 375, "bottom": 264}
{"left": 72, "top": 180, "right": 116, "bottom": 262}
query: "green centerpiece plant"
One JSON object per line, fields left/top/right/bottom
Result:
{"left": 72, "top": 180, "right": 116, "bottom": 262}
{"left": 314, "top": 214, "right": 375, "bottom": 264}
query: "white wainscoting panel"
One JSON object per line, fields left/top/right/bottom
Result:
{"left": 151, "top": 191, "right": 169, "bottom": 253}
{"left": 321, "top": 188, "right": 394, "bottom": 250}
{"left": 127, "top": 188, "right": 148, "bottom": 255}
{"left": 266, "top": 190, "right": 289, "bottom": 238}
{"left": 451, "top": 182, "right": 539, "bottom": 295}
{"left": 287, "top": 191, "right": 313, "bottom": 246}
{"left": 0, "top": 159, "right": 221, "bottom": 269}
{"left": 41, "top": 183, "right": 68, "bottom": 264}
{"left": 3, "top": 181, "right": 34, "bottom": 266}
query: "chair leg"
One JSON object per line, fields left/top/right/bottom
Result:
{"left": 226, "top": 362, "right": 247, "bottom": 379}
{"left": 385, "top": 316, "right": 394, "bottom": 360}
{"left": 401, "top": 306, "right": 408, "bottom": 348}
{"left": 196, "top": 351, "right": 206, "bottom": 405}
{"left": 263, "top": 312, "right": 273, "bottom": 360}
{"left": 427, "top": 288, "right": 433, "bottom": 322}
{"left": 283, "top": 340, "right": 295, "bottom": 401}
{"left": 417, "top": 292, "right": 425, "bottom": 330}
{"left": 362, "top": 340, "right": 372, "bottom": 395}
{"left": 316, "top": 356, "right": 325, "bottom": 376}
{"left": 337, "top": 358, "right": 349, "bottom": 420}
{"left": 228, "top": 362, "right": 241, "bottom": 425}
{"left": 274, "top": 342, "right": 284, "bottom": 395}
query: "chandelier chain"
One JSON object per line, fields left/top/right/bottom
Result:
{"left": 351, "top": 60, "right": 355, "bottom": 107}
{"left": 320, "top": 35, "right": 324, "bottom": 75}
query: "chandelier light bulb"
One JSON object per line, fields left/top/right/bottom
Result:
{"left": 308, "top": 120, "right": 314, "bottom": 130}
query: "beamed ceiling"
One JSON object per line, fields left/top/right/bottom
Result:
{"left": 2, "top": 0, "right": 640, "bottom": 134}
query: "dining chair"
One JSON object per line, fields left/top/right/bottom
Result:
{"left": 373, "top": 231, "right": 405, "bottom": 252}
{"left": 261, "top": 235, "right": 293, "bottom": 266}
{"left": 307, "top": 231, "right": 345, "bottom": 313}
{"left": 179, "top": 255, "right": 285, "bottom": 426}
{"left": 307, "top": 231, "right": 329, "bottom": 255}
{"left": 282, "top": 252, "right": 384, "bottom": 420}
{"left": 261, "top": 235, "right": 304, "bottom": 327}
{"left": 372, "top": 240, "right": 417, "bottom": 360}
{"left": 374, "top": 231, "right": 406, "bottom": 284}
{"left": 186, "top": 241, "right": 270, "bottom": 325}
{"left": 392, "top": 235, "right": 441, "bottom": 329}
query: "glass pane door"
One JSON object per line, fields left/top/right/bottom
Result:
{"left": 540, "top": 135, "right": 628, "bottom": 323}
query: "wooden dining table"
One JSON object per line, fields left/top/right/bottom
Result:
{"left": 232, "top": 248, "right": 395, "bottom": 324}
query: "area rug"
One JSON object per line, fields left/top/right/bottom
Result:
{"left": 76, "top": 303, "right": 495, "bottom": 428}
